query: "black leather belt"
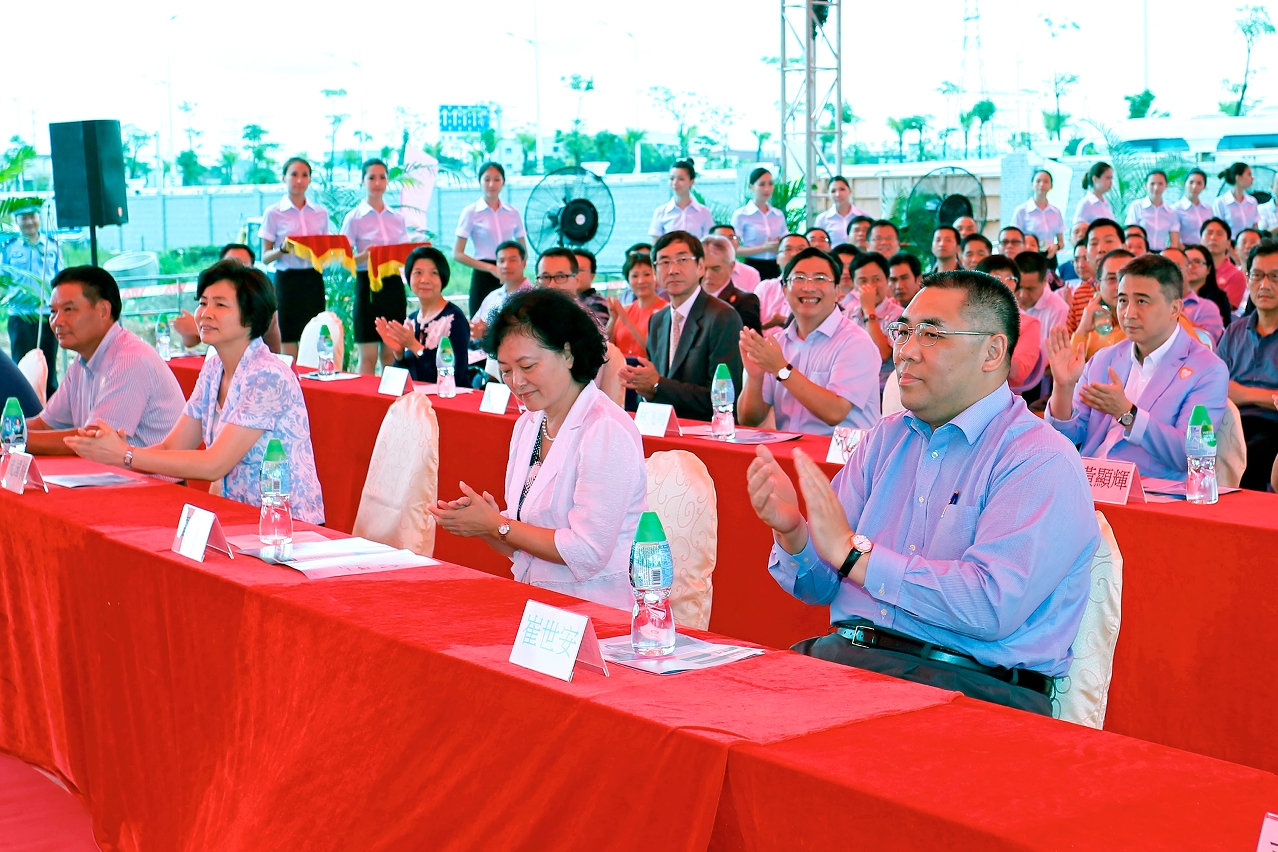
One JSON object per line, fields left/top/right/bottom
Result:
{"left": 834, "top": 621, "right": 1053, "bottom": 697}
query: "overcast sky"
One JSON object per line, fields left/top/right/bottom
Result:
{"left": 6, "top": 0, "right": 1274, "bottom": 164}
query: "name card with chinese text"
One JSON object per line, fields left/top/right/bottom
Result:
{"left": 171, "top": 504, "right": 234, "bottom": 563}
{"left": 0, "top": 452, "right": 47, "bottom": 495}
{"left": 479, "top": 382, "right": 516, "bottom": 414}
{"left": 826, "top": 427, "right": 868, "bottom": 464}
{"left": 634, "top": 401, "right": 682, "bottom": 438}
{"left": 377, "top": 365, "right": 411, "bottom": 396}
{"left": 1081, "top": 458, "right": 1145, "bottom": 505}
{"left": 1256, "top": 812, "right": 1278, "bottom": 852}
{"left": 509, "top": 600, "right": 609, "bottom": 682}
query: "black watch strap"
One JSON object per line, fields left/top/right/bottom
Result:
{"left": 837, "top": 546, "right": 864, "bottom": 579}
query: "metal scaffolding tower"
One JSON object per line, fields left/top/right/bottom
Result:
{"left": 779, "top": 0, "right": 842, "bottom": 226}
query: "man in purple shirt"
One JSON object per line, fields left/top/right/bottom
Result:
{"left": 746, "top": 270, "right": 1099, "bottom": 715}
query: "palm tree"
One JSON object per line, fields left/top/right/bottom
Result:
{"left": 623, "top": 128, "right": 647, "bottom": 173}
{"left": 886, "top": 117, "right": 909, "bottom": 161}
{"left": 906, "top": 115, "right": 931, "bottom": 161}
{"left": 971, "top": 99, "right": 997, "bottom": 158}
{"left": 751, "top": 129, "right": 771, "bottom": 162}
{"left": 219, "top": 146, "right": 239, "bottom": 185}
{"left": 959, "top": 111, "right": 976, "bottom": 159}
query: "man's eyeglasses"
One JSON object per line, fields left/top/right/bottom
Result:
{"left": 886, "top": 322, "right": 996, "bottom": 347}
{"left": 654, "top": 255, "right": 698, "bottom": 271}
{"left": 1248, "top": 270, "right": 1278, "bottom": 286}
{"left": 536, "top": 273, "right": 575, "bottom": 285}
{"left": 786, "top": 274, "right": 835, "bottom": 286}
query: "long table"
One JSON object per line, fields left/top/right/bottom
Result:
{"left": 166, "top": 358, "right": 1278, "bottom": 775}
{"left": 2, "top": 457, "right": 1276, "bottom": 850}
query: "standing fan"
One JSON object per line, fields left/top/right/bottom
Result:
{"left": 902, "top": 167, "right": 988, "bottom": 252}
{"left": 1213, "top": 164, "right": 1275, "bottom": 206}
{"left": 524, "top": 166, "right": 615, "bottom": 255}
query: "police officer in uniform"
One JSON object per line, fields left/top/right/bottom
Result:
{"left": 2, "top": 204, "right": 62, "bottom": 396}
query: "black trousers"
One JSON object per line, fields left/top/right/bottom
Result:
{"left": 7, "top": 315, "right": 57, "bottom": 397}
{"left": 1239, "top": 414, "right": 1278, "bottom": 491}
{"left": 352, "top": 271, "right": 407, "bottom": 343}
{"left": 793, "top": 631, "right": 1053, "bottom": 716}
{"left": 468, "top": 264, "right": 500, "bottom": 318}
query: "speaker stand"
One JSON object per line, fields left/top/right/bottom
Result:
{"left": 89, "top": 226, "right": 98, "bottom": 267}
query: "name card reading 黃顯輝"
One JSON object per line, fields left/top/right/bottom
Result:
{"left": 508, "top": 600, "right": 609, "bottom": 682}
{"left": 1081, "top": 458, "right": 1145, "bottom": 505}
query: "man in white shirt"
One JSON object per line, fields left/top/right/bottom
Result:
{"left": 930, "top": 225, "right": 961, "bottom": 272}
{"left": 710, "top": 224, "right": 762, "bottom": 293}
{"left": 737, "top": 247, "right": 881, "bottom": 434}
{"left": 960, "top": 233, "right": 992, "bottom": 270}
{"left": 888, "top": 253, "right": 924, "bottom": 308}
{"left": 470, "top": 241, "right": 531, "bottom": 338}
{"left": 868, "top": 220, "right": 901, "bottom": 258}
{"left": 847, "top": 216, "right": 874, "bottom": 251}
{"left": 1014, "top": 251, "right": 1069, "bottom": 342}
{"left": 755, "top": 233, "right": 811, "bottom": 330}
{"left": 702, "top": 235, "right": 762, "bottom": 333}
{"left": 846, "top": 253, "right": 903, "bottom": 388}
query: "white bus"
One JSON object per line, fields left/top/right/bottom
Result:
{"left": 1075, "top": 108, "right": 1278, "bottom": 156}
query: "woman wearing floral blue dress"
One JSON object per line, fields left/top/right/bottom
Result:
{"left": 66, "top": 260, "right": 325, "bottom": 524}
{"left": 375, "top": 246, "right": 469, "bottom": 383}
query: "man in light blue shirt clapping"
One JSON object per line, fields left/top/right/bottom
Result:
{"left": 747, "top": 270, "right": 1100, "bottom": 715}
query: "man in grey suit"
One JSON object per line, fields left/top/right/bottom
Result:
{"left": 619, "top": 230, "right": 744, "bottom": 420}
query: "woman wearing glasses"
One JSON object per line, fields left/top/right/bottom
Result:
{"left": 430, "top": 288, "right": 647, "bottom": 609}
{"left": 738, "top": 247, "right": 881, "bottom": 434}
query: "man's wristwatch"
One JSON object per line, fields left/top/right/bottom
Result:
{"left": 837, "top": 534, "right": 874, "bottom": 579}
{"left": 123, "top": 450, "right": 134, "bottom": 470}
{"left": 497, "top": 521, "right": 511, "bottom": 543}
{"left": 1119, "top": 404, "right": 1137, "bottom": 430}
{"left": 777, "top": 363, "right": 794, "bottom": 381}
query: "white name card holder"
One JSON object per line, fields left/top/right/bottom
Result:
{"left": 1256, "top": 812, "right": 1278, "bottom": 851}
{"left": 276, "top": 353, "right": 295, "bottom": 368}
{"left": 0, "top": 452, "right": 47, "bottom": 495}
{"left": 1081, "top": 458, "right": 1145, "bottom": 505}
{"left": 377, "top": 365, "right": 412, "bottom": 397}
{"left": 509, "top": 600, "right": 609, "bottom": 682}
{"left": 479, "top": 382, "right": 518, "bottom": 414}
{"left": 634, "top": 400, "right": 682, "bottom": 438}
{"left": 485, "top": 356, "right": 502, "bottom": 381}
{"left": 171, "top": 503, "right": 234, "bottom": 563}
{"left": 826, "top": 427, "right": 868, "bottom": 464}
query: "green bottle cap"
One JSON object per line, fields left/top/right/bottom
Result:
{"left": 635, "top": 511, "right": 667, "bottom": 543}
{"left": 2, "top": 397, "right": 22, "bottom": 418}
{"left": 264, "top": 437, "right": 286, "bottom": 462}
{"left": 320, "top": 324, "right": 331, "bottom": 340}
{"left": 1189, "top": 404, "right": 1212, "bottom": 428}
{"left": 439, "top": 337, "right": 454, "bottom": 355}
{"left": 714, "top": 363, "right": 730, "bottom": 381}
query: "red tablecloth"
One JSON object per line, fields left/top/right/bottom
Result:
{"left": 3, "top": 462, "right": 1276, "bottom": 849}
{"left": 165, "top": 359, "right": 1278, "bottom": 775}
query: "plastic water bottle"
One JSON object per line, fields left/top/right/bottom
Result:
{"left": 154, "top": 314, "right": 172, "bottom": 360}
{"left": 1185, "top": 404, "right": 1218, "bottom": 504}
{"left": 317, "top": 325, "right": 335, "bottom": 377}
{"left": 437, "top": 336, "right": 457, "bottom": 398}
{"left": 629, "top": 511, "right": 676, "bottom": 656}
{"left": 258, "top": 438, "right": 294, "bottom": 547}
{"left": 1, "top": 397, "right": 26, "bottom": 455}
{"left": 1093, "top": 305, "right": 1114, "bottom": 336}
{"left": 710, "top": 362, "right": 735, "bottom": 439}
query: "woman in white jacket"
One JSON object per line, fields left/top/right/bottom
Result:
{"left": 430, "top": 288, "right": 647, "bottom": 610}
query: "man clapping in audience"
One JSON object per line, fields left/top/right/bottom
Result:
{"left": 737, "top": 247, "right": 881, "bottom": 434}
{"left": 1046, "top": 254, "right": 1227, "bottom": 480}
{"left": 747, "top": 270, "right": 1099, "bottom": 715}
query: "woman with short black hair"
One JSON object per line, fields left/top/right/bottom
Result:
{"left": 258, "top": 156, "right": 330, "bottom": 358}
{"left": 342, "top": 158, "right": 410, "bottom": 374}
{"left": 375, "top": 246, "right": 469, "bottom": 383}
{"left": 453, "top": 161, "right": 527, "bottom": 318}
{"left": 430, "top": 288, "right": 646, "bottom": 609}
{"left": 66, "top": 260, "right": 325, "bottom": 523}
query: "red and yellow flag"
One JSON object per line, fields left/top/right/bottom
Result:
{"left": 368, "top": 242, "right": 432, "bottom": 292}
{"left": 284, "top": 235, "right": 355, "bottom": 274}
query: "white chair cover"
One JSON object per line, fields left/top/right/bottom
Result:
{"left": 645, "top": 450, "right": 718, "bottom": 630}
{"left": 16, "top": 349, "right": 47, "bottom": 406}
{"left": 881, "top": 369, "right": 904, "bottom": 416}
{"left": 352, "top": 394, "right": 440, "bottom": 557}
{"left": 296, "top": 311, "right": 345, "bottom": 370}
{"left": 1052, "top": 510, "right": 1123, "bottom": 729}
{"left": 1215, "top": 399, "right": 1247, "bottom": 489}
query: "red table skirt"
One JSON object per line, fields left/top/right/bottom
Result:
{"left": 165, "top": 358, "right": 1278, "bottom": 775}
{"left": 3, "top": 459, "right": 1276, "bottom": 850}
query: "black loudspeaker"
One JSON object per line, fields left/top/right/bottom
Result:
{"left": 49, "top": 120, "right": 129, "bottom": 228}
